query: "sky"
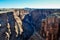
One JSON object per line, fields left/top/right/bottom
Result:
{"left": 0, "top": 0, "right": 60, "bottom": 8}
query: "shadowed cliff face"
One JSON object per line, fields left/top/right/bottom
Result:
{"left": 30, "top": 9, "right": 50, "bottom": 31}
{"left": 0, "top": 13, "right": 7, "bottom": 40}
{"left": 29, "top": 9, "right": 60, "bottom": 40}
{"left": 0, "top": 9, "right": 60, "bottom": 40}
{"left": 21, "top": 9, "right": 54, "bottom": 40}
{"left": 7, "top": 12, "right": 17, "bottom": 40}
